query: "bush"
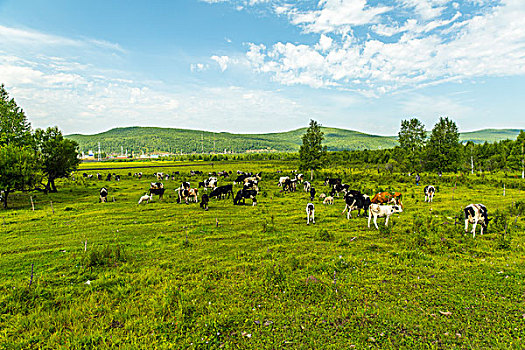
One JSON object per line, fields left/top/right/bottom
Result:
{"left": 82, "top": 243, "right": 126, "bottom": 268}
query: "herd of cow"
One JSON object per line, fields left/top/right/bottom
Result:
{"left": 93, "top": 170, "right": 490, "bottom": 238}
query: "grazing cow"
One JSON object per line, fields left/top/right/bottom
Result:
{"left": 99, "top": 187, "right": 108, "bottom": 203}
{"left": 296, "top": 173, "right": 304, "bottom": 183}
{"left": 199, "top": 177, "right": 217, "bottom": 191}
{"left": 115, "top": 175, "right": 121, "bottom": 182}
{"left": 324, "top": 178, "right": 342, "bottom": 187}
{"left": 200, "top": 194, "right": 209, "bottom": 210}
{"left": 303, "top": 181, "right": 311, "bottom": 192}
{"left": 181, "top": 181, "right": 191, "bottom": 190}
{"left": 283, "top": 178, "right": 297, "bottom": 192}
{"left": 342, "top": 191, "right": 371, "bottom": 219}
{"left": 97, "top": 173, "right": 102, "bottom": 180}
{"left": 209, "top": 184, "right": 234, "bottom": 200}
{"left": 128, "top": 172, "right": 132, "bottom": 177}
{"left": 233, "top": 189, "right": 257, "bottom": 206}
{"left": 464, "top": 204, "right": 490, "bottom": 238}
{"left": 371, "top": 192, "right": 402, "bottom": 207}
{"left": 149, "top": 182, "right": 165, "bottom": 200}
{"left": 368, "top": 204, "right": 403, "bottom": 229}
{"left": 331, "top": 183, "right": 350, "bottom": 197}
{"left": 177, "top": 188, "right": 190, "bottom": 204}
{"left": 310, "top": 187, "right": 316, "bottom": 201}
{"left": 424, "top": 185, "right": 436, "bottom": 203}
{"left": 306, "top": 203, "right": 315, "bottom": 225}
{"left": 187, "top": 188, "right": 199, "bottom": 203}
{"left": 243, "top": 180, "right": 259, "bottom": 193}
{"left": 278, "top": 176, "right": 290, "bottom": 187}
{"left": 319, "top": 193, "right": 327, "bottom": 201}
{"left": 106, "top": 173, "right": 112, "bottom": 181}
{"left": 323, "top": 196, "right": 334, "bottom": 205}
{"left": 138, "top": 193, "right": 152, "bottom": 204}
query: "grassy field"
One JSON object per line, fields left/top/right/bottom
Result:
{"left": 1, "top": 160, "right": 524, "bottom": 349}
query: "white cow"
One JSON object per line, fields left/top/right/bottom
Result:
{"left": 306, "top": 203, "right": 315, "bottom": 225}
{"left": 303, "top": 181, "right": 311, "bottom": 192}
{"left": 278, "top": 176, "right": 290, "bottom": 187}
{"left": 464, "top": 204, "right": 490, "bottom": 238}
{"left": 424, "top": 185, "right": 436, "bottom": 203}
{"left": 368, "top": 204, "right": 403, "bottom": 229}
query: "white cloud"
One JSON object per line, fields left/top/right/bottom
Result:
{"left": 190, "top": 63, "right": 209, "bottom": 72}
{"left": 246, "top": 0, "right": 525, "bottom": 94}
{"left": 211, "top": 55, "right": 234, "bottom": 71}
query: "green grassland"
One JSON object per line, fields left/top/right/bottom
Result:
{"left": 66, "top": 127, "right": 522, "bottom": 155}
{"left": 1, "top": 160, "right": 524, "bottom": 348}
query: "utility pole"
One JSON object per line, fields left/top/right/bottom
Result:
{"left": 98, "top": 142, "right": 101, "bottom": 161}
{"left": 201, "top": 133, "right": 204, "bottom": 153}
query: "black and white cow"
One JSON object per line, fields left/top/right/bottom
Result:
{"left": 209, "top": 184, "right": 234, "bottom": 200}
{"left": 106, "top": 173, "right": 112, "bottom": 181}
{"left": 138, "top": 193, "right": 152, "bottom": 204}
{"left": 342, "top": 191, "right": 371, "bottom": 219}
{"left": 181, "top": 181, "right": 191, "bottom": 190}
{"left": 464, "top": 204, "right": 490, "bottom": 238}
{"left": 306, "top": 203, "right": 315, "bottom": 225}
{"left": 278, "top": 176, "right": 290, "bottom": 187}
{"left": 234, "top": 174, "right": 249, "bottom": 184}
{"left": 424, "top": 185, "right": 436, "bottom": 203}
{"left": 115, "top": 175, "right": 121, "bottom": 182}
{"left": 243, "top": 180, "right": 259, "bottom": 193}
{"left": 282, "top": 178, "right": 297, "bottom": 192}
{"left": 368, "top": 204, "right": 403, "bottom": 229}
{"left": 99, "top": 187, "right": 108, "bottom": 202}
{"left": 310, "top": 187, "right": 316, "bottom": 201}
{"left": 233, "top": 189, "right": 257, "bottom": 206}
{"left": 97, "top": 173, "right": 102, "bottom": 180}
{"left": 149, "top": 182, "right": 165, "bottom": 200}
{"left": 331, "top": 183, "right": 350, "bottom": 197}
{"left": 199, "top": 177, "right": 218, "bottom": 191}
{"left": 303, "top": 181, "right": 311, "bottom": 192}
{"left": 324, "top": 178, "right": 342, "bottom": 187}
{"left": 200, "top": 193, "right": 209, "bottom": 210}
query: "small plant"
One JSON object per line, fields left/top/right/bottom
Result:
{"left": 82, "top": 243, "right": 126, "bottom": 268}
{"left": 316, "top": 229, "right": 334, "bottom": 241}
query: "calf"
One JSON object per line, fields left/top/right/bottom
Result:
{"left": 342, "top": 191, "right": 371, "bottom": 219}
{"left": 233, "top": 189, "right": 257, "bottom": 206}
{"left": 464, "top": 204, "right": 490, "bottom": 238}
{"left": 368, "top": 204, "right": 403, "bottom": 229}
{"left": 99, "top": 187, "right": 108, "bottom": 203}
{"left": 187, "top": 188, "right": 199, "bottom": 203}
{"left": 209, "top": 184, "right": 234, "bottom": 200}
{"left": 323, "top": 196, "right": 334, "bottom": 205}
{"left": 319, "top": 193, "right": 327, "bottom": 201}
{"left": 138, "top": 193, "right": 152, "bottom": 204}
{"left": 177, "top": 188, "right": 190, "bottom": 204}
{"left": 424, "top": 185, "right": 436, "bottom": 203}
{"left": 200, "top": 194, "right": 209, "bottom": 210}
{"left": 306, "top": 203, "right": 315, "bottom": 225}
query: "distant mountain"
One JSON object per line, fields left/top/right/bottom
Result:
{"left": 66, "top": 126, "right": 522, "bottom": 154}
{"left": 459, "top": 129, "right": 523, "bottom": 143}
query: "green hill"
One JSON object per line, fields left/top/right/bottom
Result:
{"left": 66, "top": 126, "right": 398, "bottom": 154}
{"left": 66, "top": 126, "right": 522, "bottom": 155}
{"left": 459, "top": 129, "right": 523, "bottom": 143}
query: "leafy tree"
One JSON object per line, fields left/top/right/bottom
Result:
{"left": 425, "top": 117, "right": 462, "bottom": 172}
{"left": 0, "top": 84, "right": 32, "bottom": 147}
{"left": 398, "top": 118, "right": 426, "bottom": 171}
{"left": 299, "top": 120, "right": 326, "bottom": 179}
{"left": 507, "top": 130, "right": 525, "bottom": 177}
{"left": 0, "top": 144, "right": 41, "bottom": 208}
{"left": 35, "top": 127, "right": 81, "bottom": 192}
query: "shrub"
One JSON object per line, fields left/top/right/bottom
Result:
{"left": 82, "top": 243, "right": 126, "bottom": 268}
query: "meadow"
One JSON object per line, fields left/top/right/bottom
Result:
{"left": 1, "top": 160, "right": 524, "bottom": 349}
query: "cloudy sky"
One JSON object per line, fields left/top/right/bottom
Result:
{"left": 1, "top": 0, "right": 524, "bottom": 135}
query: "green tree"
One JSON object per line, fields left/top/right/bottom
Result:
{"left": 0, "top": 144, "right": 41, "bottom": 208}
{"left": 299, "top": 120, "right": 326, "bottom": 179}
{"left": 507, "top": 130, "right": 525, "bottom": 177}
{"left": 35, "top": 127, "right": 81, "bottom": 193}
{"left": 0, "top": 84, "right": 32, "bottom": 147}
{"left": 398, "top": 118, "right": 426, "bottom": 171}
{"left": 425, "top": 117, "right": 461, "bottom": 172}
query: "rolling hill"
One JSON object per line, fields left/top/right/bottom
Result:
{"left": 66, "top": 126, "right": 522, "bottom": 155}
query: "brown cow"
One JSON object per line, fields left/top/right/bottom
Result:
{"left": 371, "top": 192, "right": 403, "bottom": 208}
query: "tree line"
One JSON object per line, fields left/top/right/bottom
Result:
{"left": 322, "top": 117, "right": 524, "bottom": 175}
{"left": 0, "top": 85, "right": 80, "bottom": 208}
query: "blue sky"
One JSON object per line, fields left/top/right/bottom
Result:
{"left": 1, "top": 0, "right": 524, "bottom": 135}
